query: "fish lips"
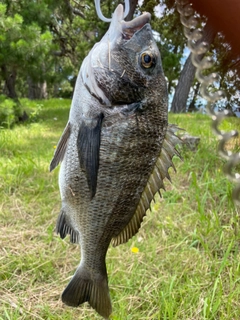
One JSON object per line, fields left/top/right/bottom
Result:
{"left": 108, "top": 4, "right": 151, "bottom": 42}
{"left": 121, "top": 13, "right": 151, "bottom": 40}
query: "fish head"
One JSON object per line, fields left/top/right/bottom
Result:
{"left": 81, "top": 4, "right": 167, "bottom": 111}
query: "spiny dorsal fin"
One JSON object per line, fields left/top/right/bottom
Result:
{"left": 111, "top": 124, "right": 182, "bottom": 247}
{"left": 50, "top": 122, "right": 71, "bottom": 172}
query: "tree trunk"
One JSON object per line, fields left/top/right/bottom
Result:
{"left": 40, "top": 81, "right": 48, "bottom": 99}
{"left": 1, "top": 65, "right": 18, "bottom": 99}
{"left": 28, "top": 77, "right": 48, "bottom": 99}
{"left": 125, "top": 0, "right": 138, "bottom": 21}
{"left": 171, "top": 20, "right": 217, "bottom": 113}
{"left": 188, "top": 82, "right": 200, "bottom": 112}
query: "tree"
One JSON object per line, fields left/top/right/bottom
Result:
{"left": 125, "top": 0, "right": 138, "bottom": 21}
{"left": 0, "top": 2, "right": 53, "bottom": 99}
{"left": 211, "top": 35, "right": 240, "bottom": 113}
{"left": 0, "top": 0, "right": 112, "bottom": 99}
{"left": 171, "top": 20, "right": 216, "bottom": 113}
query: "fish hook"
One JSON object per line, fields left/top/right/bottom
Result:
{"left": 94, "top": 0, "right": 130, "bottom": 22}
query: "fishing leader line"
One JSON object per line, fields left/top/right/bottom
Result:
{"left": 176, "top": 0, "right": 240, "bottom": 206}
{"left": 94, "top": 0, "right": 130, "bottom": 22}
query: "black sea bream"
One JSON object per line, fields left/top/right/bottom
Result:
{"left": 50, "top": 4, "right": 181, "bottom": 319}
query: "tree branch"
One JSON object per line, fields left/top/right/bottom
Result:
{"left": 64, "top": 0, "right": 85, "bottom": 19}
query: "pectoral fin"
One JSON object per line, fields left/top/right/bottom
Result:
{"left": 50, "top": 122, "right": 71, "bottom": 172}
{"left": 77, "top": 113, "right": 104, "bottom": 199}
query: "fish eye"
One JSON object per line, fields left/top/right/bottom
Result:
{"left": 141, "top": 52, "right": 155, "bottom": 68}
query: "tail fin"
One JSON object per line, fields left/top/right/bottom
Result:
{"left": 62, "top": 265, "right": 112, "bottom": 319}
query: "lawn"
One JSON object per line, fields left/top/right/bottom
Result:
{"left": 0, "top": 99, "right": 240, "bottom": 319}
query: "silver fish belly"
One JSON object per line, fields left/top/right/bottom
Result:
{"left": 50, "top": 4, "right": 181, "bottom": 319}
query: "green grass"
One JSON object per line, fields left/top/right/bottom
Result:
{"left": 0, "top": 99, "right": 240, "bottom": 319}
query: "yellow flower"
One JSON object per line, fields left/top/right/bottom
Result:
{"left": 131, "top": 246, "right": 139, "bottom": 254}
{"left": 53, "top": 145, "right": 57, "bottom": 149}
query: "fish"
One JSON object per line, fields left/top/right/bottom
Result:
{"left": 50, "top": 4, "right": 181, "bottom": 319}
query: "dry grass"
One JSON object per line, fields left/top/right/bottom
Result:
{"left": 1, "top": 100, "right": 240, "bottom": 319}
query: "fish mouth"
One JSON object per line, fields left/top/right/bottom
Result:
{"left": 109, "top": 4, "right": 151, "bottom": 41}
{"left": 121, "top": 12, "right": 151, "bottom": 40}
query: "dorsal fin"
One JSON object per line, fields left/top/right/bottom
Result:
{"left": 111, "top": 124, "right": 182, "bottom": 247}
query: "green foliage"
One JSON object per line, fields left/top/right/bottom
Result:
{"left": 0, "top": 2, "right": 53, "bottom": 65}
{"left": 0, "top": 0, "right": 111, "bottom": 99}
{"left": 0, "top": 1, "right": 54, "bottom": 101}
{"left": 0, "top": 95, "right": 16, "bottom": 128}
{"left": 141, "top": 0, "right": 159, "bottom": 15}
{"left": 210, "top": 34, "right": 240, "bottom": 113}
{"left": 0, "top": 96, "right": 44, "bottom": 128}
{"left": 51, "top": 0, "right": 109, "bottom": 78}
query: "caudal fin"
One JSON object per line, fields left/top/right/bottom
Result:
{"left": 62, "top": 265, "right": 112, "bottom": 319}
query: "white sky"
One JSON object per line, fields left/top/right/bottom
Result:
{"left": 138, "top": 0, "right": 165, "bottom": 17}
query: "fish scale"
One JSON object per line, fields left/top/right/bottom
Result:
{"left": 50, "top": 4, "right": 181, "bottom": 319}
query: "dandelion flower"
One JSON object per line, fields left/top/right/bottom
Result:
{"left": 53, "top": 145, "right": 57, "bottom": 149}
{"left": 131, "top": 246, "right": 139, "bottom": 254}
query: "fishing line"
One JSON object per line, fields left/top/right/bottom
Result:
{"left": 176, "top": 0, "right": 240, "bottom": 205}
{"left": 94, "top": 0, "right": 130, "bottom": 22}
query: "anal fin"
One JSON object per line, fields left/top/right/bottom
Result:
{"left": 56, "top": 210, "right": 79, "bottom": 243}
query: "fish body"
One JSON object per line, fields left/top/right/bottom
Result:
{"left": 50, "top": 5, "right": 181, "bottom": 319}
